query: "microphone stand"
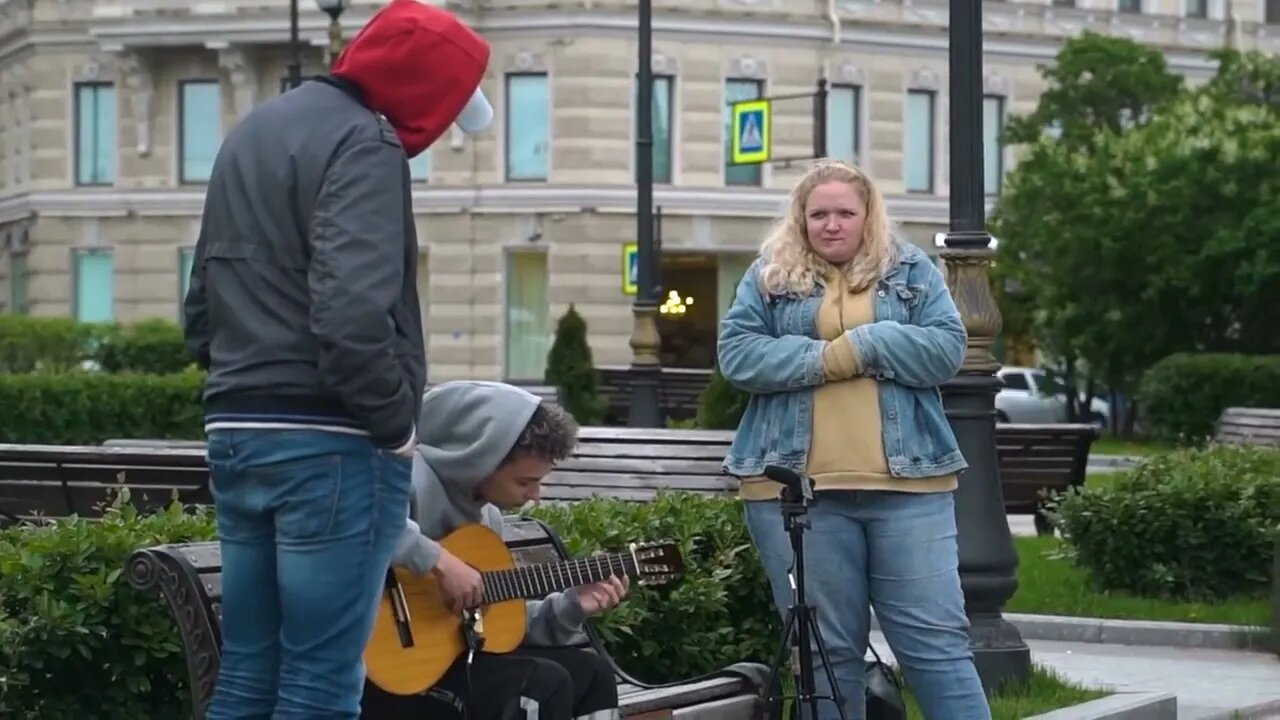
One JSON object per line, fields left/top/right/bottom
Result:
{"left": 761, "top": 465, "right": 849, "bottom": 720}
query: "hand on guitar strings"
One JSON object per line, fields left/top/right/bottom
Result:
{"left": 433, "top": 549, "right": 484, "bottom": 612}
{"left": 578, "top": 575, "right": 630, "bottom": 616}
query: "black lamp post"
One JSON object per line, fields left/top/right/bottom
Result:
{"left": 287, "top": 0, "right": 302, "bottom": 89}
{"left": 627, "top": 0, "right": 662, "bottom": 428}
{"left": 315, "top": 0, "right": 348, "bottom": 64}
{"left": 939, "top": 0, "right": 1032, "bottom": 690}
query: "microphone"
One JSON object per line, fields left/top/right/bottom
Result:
{"left": 763, "top": 464, "right": 814, "bottom": 502}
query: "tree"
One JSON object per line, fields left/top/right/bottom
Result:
{"left": 544, "top": 304, "right": 607, "bottom": 425}
{"left": 1003, "top": 30, "right": 1184, "bottom": 152}
{"left": 991, "top": 49, "right": 1280, "bottom": 435}
{"left": 994, "top": 33, "right": 1185, "bottom": 428}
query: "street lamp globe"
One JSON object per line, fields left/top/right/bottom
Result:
{"left": 314, "top": 0, "right": 347, "bottom": 19}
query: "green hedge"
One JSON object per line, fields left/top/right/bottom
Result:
{"left": 0, "top": 316, "right": 192, "bottom": 375}
{"left": 0, "top": 492, "right": 776, "bottom": 718}
{"left": 527, "top": 492, "right": 778, "bottom": 683}
{"left": 0, "top": 369, "right": 206, "bottom": 444}
{"left": 0, "top": 493, "right": 216, "bottom": 720}
{"left": 1138, "top": 353, "right": 1280, "bottom": 444}
{"left": 1046, "top": 444, "right": 1280, "bottom": 603}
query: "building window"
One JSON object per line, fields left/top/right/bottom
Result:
{"left": 504, "top": 251, "right": 549, "bottom": 381}
{"left": 826, "top": 84, "right": 861, "bottom": 166}
{"left": 724, "top": 78, "right": 763, "bottom": 187}
{"left": 635, "top": 74, "right": 674, "bottom": 184}
{"left": 8, "top": 252, "right": 27, "bottom": 315}
{"left": 1269, "top": 0, "right": 1279, "bottom": 23}
{"left": 73, "top": 248, "right": 114, "bottom": 324}
{"left": 505, "top": 73, "right": 550, "bottom": 181}
{"left": 904, "top": 90, "right": 935, "bottom": 193}
{"left": 1184, "top": 0, "right": 1208, "bottom": 16}
{"left": 1117, "top": 0, "right": 1141, "bottom": 13}
{"left": 74, "top": 83, "right": 116, "bottom": 186}
{"left": 178, "top": 246, "right": 195, "bottom": 310}
{"left": 179, "top": 80, "right": 222, "bottom": 183}
{"left": 983, "top": 95, "right": 1006, "bottom": 196}
{"left": 408, "top": 151, "right": 430, "bottom": 183}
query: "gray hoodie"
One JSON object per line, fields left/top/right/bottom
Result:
{"left": 390, "top": 380, "right": 587, "bottom": 646}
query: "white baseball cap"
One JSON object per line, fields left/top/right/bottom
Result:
{"left": 454, "top": 87, "right": 493, "bottom": 133}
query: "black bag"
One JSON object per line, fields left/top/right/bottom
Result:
{"left": 864, "top": 644, "right": 907, "bottom": 720}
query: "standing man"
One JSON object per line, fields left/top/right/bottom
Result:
{"left": 181, "top": 1, "right": 494, "bottom": 717}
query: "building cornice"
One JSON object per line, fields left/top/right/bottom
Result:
{"left": 0, "top": 186, "right": 982, "bottom": 226}
{"left": 76, "top": 6, "right": 1270, "bottom": 73}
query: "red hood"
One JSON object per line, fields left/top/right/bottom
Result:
{"left": 332, "top": 0, "right": 490, "bottom": 157}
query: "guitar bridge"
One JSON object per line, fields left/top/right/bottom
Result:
{"left": 385, "top": 569, "right": 414, "bottom": 649}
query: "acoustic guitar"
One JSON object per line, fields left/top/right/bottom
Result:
{"left": 364, "top": 522, "right": 684, "bottom": 696}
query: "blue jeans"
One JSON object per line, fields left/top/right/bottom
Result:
{"left": 745, "top": 490, "right": 990, "bottom": 720}
{"left": 205, "top": 429, "right": 413, "bottom": 720}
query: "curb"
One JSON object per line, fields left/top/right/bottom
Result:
{"left": 1005, "top": 612, "right": 1268, "bottom": 651}
{"left": 1026, "top": 692, "right": 1176, "bottom": 720}
{"left": 868, "top": 613, "right": 1266, "bottom": 650}
{"left": 1197, "top": 699, "right": 1280, "bottom": 720}
{"left": 1086, "top": 454, "right": 1142, "bottom": 469}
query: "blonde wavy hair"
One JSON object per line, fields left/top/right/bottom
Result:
{"left": 758, "top": 160, "right": 896, "bottom": 296}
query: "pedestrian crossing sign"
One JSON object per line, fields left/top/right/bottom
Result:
{"left": 731, "top": 99, "right": 771, "bottom": 165}
{"left": 622, "top": 242, "right": 639, "bottom": 295}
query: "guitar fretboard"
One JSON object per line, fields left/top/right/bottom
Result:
{"left": 481, "top": 551, "right": 637, "bottom": 603}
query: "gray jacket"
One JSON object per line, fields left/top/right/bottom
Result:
{"left": 183, "top": 77, "right": 425, "bottom": 448}
{"left": 394, "top": 381, "right": 589, "bottom": 646}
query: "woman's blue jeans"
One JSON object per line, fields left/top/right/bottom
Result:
{"left": 745, "top": 490, "right": 991, "bottom": 720}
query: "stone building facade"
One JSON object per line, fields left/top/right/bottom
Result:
{"left": 0, "top": 0, "right": 1274, "bottom": 381}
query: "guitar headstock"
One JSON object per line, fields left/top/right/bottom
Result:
{"left": 628, "top": 540, "right": 684, "bottom": 586}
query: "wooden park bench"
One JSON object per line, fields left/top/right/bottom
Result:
{"left": 0, "top": 442, "right": 211, "bottom": 522}
{"left": 543, "top": 426, "right": 737, "bottom": 501}
{"left": 124, "top": 515, "right": 769, "bottom": 719}
{"left": 1213, "top": 407, "right": 1280, "bottom": 448}
{"left": 996, "top": 423, "right": 1100, "bottom": 535}
{"left": 596, "top": 366, "right": 713, "bottom": 425}
{"left": 0, "top": 422, "right": 1098, "bottom": 534}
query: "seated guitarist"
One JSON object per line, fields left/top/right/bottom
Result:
{"left": 361, "top": 380, "right": 629, "bottom": 720}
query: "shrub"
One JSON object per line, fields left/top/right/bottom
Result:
{"left": 0, "top": 369, "right": 206, "bottom": 444}
{"left": 695, "top": 368, "right": 748, "bottom": 430}
{"left": 1138, "top": 353, "right": 1280, "bottom": 444}
{"left": 527, "top": 493, "right": 778, "bottom": 682}
{"left": 1045, "top": 444, "right": 1280, "bottom": 602}
{"left": 544, "top": 304, "right": 607, "bottom": 425}
{"left": 0, "top": 492, "right": 216, "bottom": 719}
{"left": 96, "top": 319, "right": 193, "bottom": 375}
{"left": 0, "top": 316, "right": 193, "bottom": 375}
{"left": 0, "top": 316, "right": 107, "bottom": 373}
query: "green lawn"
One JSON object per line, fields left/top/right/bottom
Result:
{"left": 1009, "top": 535, "right": 1271, "bottom": 627}
{"left": 1090, "top": 437, "right": 1175, "bottom": 457}
{"left": 906, "top": 665, "right": 1106, "bottom": 720}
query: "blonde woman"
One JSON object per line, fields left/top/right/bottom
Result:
{"left": 718, "top": 160, "right": 990, "bottom": 719}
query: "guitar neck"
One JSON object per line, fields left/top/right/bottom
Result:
{"left": 481, "top": 550, "right": 637, "bottom": 604}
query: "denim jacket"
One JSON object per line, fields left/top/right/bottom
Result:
{"left": 717, "top": 242, "right": 969, "bottom": 480}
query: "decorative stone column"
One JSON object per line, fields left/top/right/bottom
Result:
{"left": 216, "top": 46, "right": 258, "bottom": 121}
{"left": 115, "top": 50, "right": 155, "bottom": 157}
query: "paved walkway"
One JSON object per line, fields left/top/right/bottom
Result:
{"left": 867, "top": 630, "right": 1280, "bottom": 718}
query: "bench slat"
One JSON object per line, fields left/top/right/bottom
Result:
{"left": 555, "top": 458, "right": 727, "bottom": 475}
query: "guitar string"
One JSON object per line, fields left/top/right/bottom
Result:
{"left": 483, "top": 554, "right": 632, "bottom": 603}
{"left": 481, "top": 553, "right": 642, "bottom": 603}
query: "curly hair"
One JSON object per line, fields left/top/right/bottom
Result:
{"left": 758, "top": 159, "right": 897, "bottom": 297}
{"left": 502, "top": 401, "right": 579, "bottom": 466}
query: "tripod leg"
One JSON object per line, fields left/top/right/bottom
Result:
{"left": 764, "top": 608, "right": 800, "bottom": 719}
{"left": 796, "top": 609, "right": 820, "bottom": 720}
{"left": 806, "top": 606, "right": 850, "bottom": 720}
